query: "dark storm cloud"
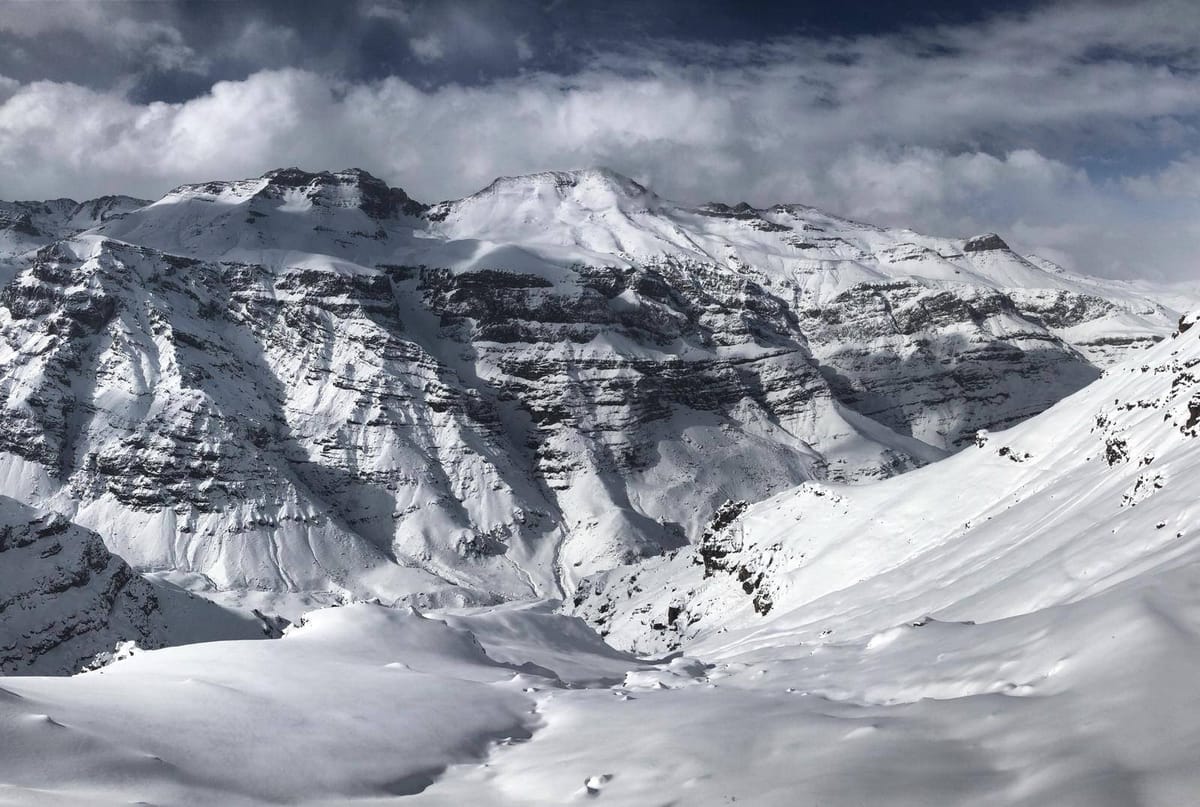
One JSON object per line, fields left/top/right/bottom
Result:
{"left": 0, "top": 0, "right": 1044, "bottom": 100}
{"left": 0, "top": 0, "right": 1196, "bottom": 281}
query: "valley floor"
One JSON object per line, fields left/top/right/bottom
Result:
{"left": 2, "top": 575, "right": 1199, "bottom": 806}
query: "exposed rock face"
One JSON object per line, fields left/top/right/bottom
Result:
{"left": 796, "top": 282, "right": 1102, "bottom": 448}
{"left": 0, "top": 235, "right": 906, "bottom": 601}
{"left": 695, "top": 499, "right": 774, "bottom": 616}
{"left": 962, "top": 233, "right": 1010, "bottom": 252}
{"left": 0, "top": 167, "right": 1191, "bottom": 604}
{"left": 0, "top": 496, "right": 167, "bottom": 675}
{"left": 696, "top": 499, "right": 750, "bottom": 578}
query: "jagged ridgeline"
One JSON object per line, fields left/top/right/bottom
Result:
{"left": 0, "top": 167, "right": 1190, "bottom": 605}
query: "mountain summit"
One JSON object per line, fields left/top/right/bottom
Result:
{"left": 468, "top": 167, "right": 655, "bottom": 200}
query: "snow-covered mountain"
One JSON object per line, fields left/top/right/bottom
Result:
{"left": 573, "top": 311, "right": 1200, "bottom": 655}
{"left": 0, "top": 312, "right": 1196, "bottom": 804}
{"left": 0, "top": 495, "right": 265, "bottom": 674}
{"left": 0, "top": 167, "right": 1191, "bottom": 606}
{"left": 0, "top": 195, "right": 148, "bottom": 267}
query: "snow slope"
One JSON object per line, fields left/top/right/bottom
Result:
{"left": 1, "top": 169, "right": 1197, "bottom": 805}
{"left": 443, "top": 170, "right": 1191, "bottom": 443}
{"left": 0, "top": 601, "right": 647, "bottom": 806}
{"left": 574, "top": 314, "right": 1200, "bottom": 655}
{"left": 3, "top": 356, "right": 1199, "bottom": 807}
{"left": 439, "top": 312, "right": 1200, "bottom": 806}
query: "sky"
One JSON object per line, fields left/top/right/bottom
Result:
{"left": 0, "top": 0, "right": 1197, "bottom": 282}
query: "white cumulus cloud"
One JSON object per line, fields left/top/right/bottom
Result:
{"left": 0, "top": 1, "right": 1196, "bottom": 281}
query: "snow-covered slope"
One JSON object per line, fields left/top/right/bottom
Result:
{"left": 1, "top": 167, "right": 1197, "bottom": 805}
{"left": 0, "top": 495, "right": 264, "bottom": 675}
{"left": 0, "top": 601, "right": 648, "bottom": 805}
{"left": 0, "top": 167, "right": 1191, "bottom": 606}
{"left": 4, "top": 329, "right": 1200, "bottom": 807}
{"left": 0, "top": 312, "right": 1197, "bottom": 805}
{"left": 430, "top": 170, "right": 1184, "bottom": 447}
{"left": 574, "top": 311, "right": 1200, "bottom": 657}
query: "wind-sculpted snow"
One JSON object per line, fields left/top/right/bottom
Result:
{"left": 0, "top": 167, "right": 1192, "bottom": 605}
{"left": 0, "top": 602, "right": 647, "bottom": 805}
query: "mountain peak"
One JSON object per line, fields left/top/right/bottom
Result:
{"left": 963, "top": 232, "right": 1011, "bottom": 252}
{"left": 473, "top": 166, "right": 654, "bottom": 200}
{"left": 698, "top": 201, "right": 761, "bottom": 218}
{"left": 261, "top": 166, "right": 384, "bottom": 186}
{"left": 164, "top": 167, "right": 427, "bottom": 220}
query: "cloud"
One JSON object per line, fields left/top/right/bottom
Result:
{"left": 514, "top": 34, "right": 533, "bottom": 62}
{"left": 0, "top": 74, "right": 17, "bottom": 104}
{"left": 225, "top": 19, "right": 303, "bottom": 67}
{"left": 820, "top": 148, "right": 1087, "bottom": 229}
{"left": 362, "top": 2, "right": 411, "bottom": 25}
{"left": 816, "top": 146, "right": 1199, "bottom": 282}
{"left": 1124, "top": 154, "right": 1200, "bottom": 199}
{"left": 409, "top": 34, "right": 445, "bottom": 62}
{"left": 0, "top": 1, "right": 1196, "bottom": 281}
{"left": 0, "top": 2, "right": 207, "bottom": 74}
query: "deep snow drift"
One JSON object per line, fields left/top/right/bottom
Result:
{"left": 0, "top": 313, "right": 1196, "bottom": 805}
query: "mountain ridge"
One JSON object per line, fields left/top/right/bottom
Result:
{"left": 0, "top": 494, "right": 267, "bottom": 674}
{"left": 0, "top": 166, "right": 1194, "bottom": 605}
{"left": 572, "top": 309, "right": 1200, "bottom": 654}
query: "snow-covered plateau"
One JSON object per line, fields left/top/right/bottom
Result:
{"left": 0, "top": 168, "right": 1198, "bottom": 805}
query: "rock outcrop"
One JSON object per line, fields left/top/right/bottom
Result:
{"left": 0, "top": 496, "right": 167, "bottom": 674}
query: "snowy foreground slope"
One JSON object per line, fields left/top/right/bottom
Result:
{"left": 0, "top": 167, "right": 1193, "bottom": 605}
{"left": 0, "top": 314, "right": 1197, "bottom": 805}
